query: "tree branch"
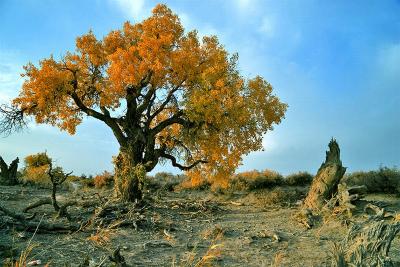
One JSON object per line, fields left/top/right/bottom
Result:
{"left": 0, "top": 104, "right": 34, "bottom": 136}
{"left": 136, "top": 71, "right": 156, "bottom": 115}
{"left": 69, "top": 91, "right": 127, "bottom": 147}
{"left": 160, "top": 152, "right": 207, "bottom": 171}
{"left": 150, "top": 78, "right": 186, "bottom": 121}
{"left": 150, "top": 111, "right": 192, "bottom": 135}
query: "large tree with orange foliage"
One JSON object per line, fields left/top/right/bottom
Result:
{"left": 0, "top": 4, "right": 287, "bottom": 201}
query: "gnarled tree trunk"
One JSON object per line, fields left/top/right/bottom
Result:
{"left": 304, "top": 139, "right": 346, "bottom": 210}
{"left": 0, "top": 156, "right": 19, "bottom": 185}
{"left": 113, "top": 148, "right": 146, "bottom": 202}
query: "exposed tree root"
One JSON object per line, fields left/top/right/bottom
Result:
{"left": 23, "top": 197, "right": 52, "bottom": 213}
{"left": 323, "top": 184, "right": 368, "bottom": 218}
{"left": 0, "top": 203, "right": 80, "bottom": 232}
{"left": 23, "top": 197, "right": 98, "bottom": 220}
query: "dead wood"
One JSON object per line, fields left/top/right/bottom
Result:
{"left": 47, "top": 161, "right": 72, "bottom": 211}
{"left": 323, "top": 184, "right": 368, "bottom": 217}
{"left": 0, "top": 202, "right": 80, "bottom": 232}
{"left": 0, "top": 156, "right": 19, "bottom": 185}
{"left": 24, "top": 197, "right": 98, "bottom": 220}
{"left": 304, "top": 138, "right": 347, "bottom": 210}
{"left": 0, "top": 203, "right": 35, "bottom": 221}
{"left": 109, "top": 248, "right": 129, "bottom": 267}
{"left": 295, "top": 208, "right": 320, "bottom": 229}
{"left": 23, "top": 197, "right": 52, "bottom": 212}
{"left": 330, "top": 206, "right": 400, "bottom": 267}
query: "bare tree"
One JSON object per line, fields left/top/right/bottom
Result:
{"left": 47, "top": 161, "right": 73, "bottom": 213}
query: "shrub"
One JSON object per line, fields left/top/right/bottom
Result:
{"left": 285, "top": 171, "right": 313, "bottom": 186}
{"left": 246, "top": 187, "right": 305, "bottom": 207}
{"left": 178, "top": 171, "right": 211, "bottom": 191}
{"left": 24, "top": 152, "right": 51, "bottom": 167}
{"left": 146, "top": 172, "right": 186, "bottom": 191}
{"left": 343, "top": 167, "right": 400, "bottom": 194}
{"left": 81, "top": 178, "right": 95, "bottom": 188}
{"left": 21, "top": 152, "right": 52, "bottom": 186}
{"left": 229, "top": 170, "right": 284, "bottom": 191}
{"left": 94, "top": 171, "right": 114, "bottom": 188}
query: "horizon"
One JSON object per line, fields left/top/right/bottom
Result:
{"left": 0, "top": 0, "right": 399, "bottom": 176}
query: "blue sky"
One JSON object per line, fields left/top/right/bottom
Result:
{"left": 0, "top": 0, "right": 399, "bottom": 176}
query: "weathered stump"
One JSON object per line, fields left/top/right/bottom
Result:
{"left": 304, "top": 139, "right": 346, "bottom": 210}
{"left": 0, "top": 156, "right": 19, "bottom": 185}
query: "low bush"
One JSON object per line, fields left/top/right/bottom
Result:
{"left": 81, "top": 178, "right": 95, "bottom": 188}
{"left": 244, "top": 187, "right": 306, "bottom": 207}
{"left": 94, "top": 171, "right": 114, "bottom": 188}
{"left": 150, "top": 172, "right": 186, "bottom": 191}
{"left": 342, "top": 167, "right": 400, "bottom": 194}
{"left": 228, "top": 170, "right": 284, "bottom": 191}
{"left": 285, "top": 171, "right": 313, "bottom": 186}
{"left": 20, "top": 152, "right": 52, "bottom": 186}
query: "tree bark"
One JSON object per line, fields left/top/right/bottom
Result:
{"left": 113, "top": 148, "right": 145, "bottom": 202}
{"left": 0, "top": 156, "right": 19, "bottom": 185}
{"left": 304, "top": 139, "right": 346, "bottom": 210}
{"left": 52, "top": 183, "right": 60, "bottom": 211}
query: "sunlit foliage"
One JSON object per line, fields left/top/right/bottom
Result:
{"left": 23, "top": 152, "right": 52, "bottom": 185}
{"left": 93, "top": 170, "right": 114, "bottom": 188}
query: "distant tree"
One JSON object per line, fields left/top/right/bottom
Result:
{"left": 0, "top": 4, "right": 287, "bottom": 201}
{"left": 23, "top": 152, "right": 52, "bottom": 184}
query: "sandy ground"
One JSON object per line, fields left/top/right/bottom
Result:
{"left": 1, "top": 184, "right": 400, "bottom": 266}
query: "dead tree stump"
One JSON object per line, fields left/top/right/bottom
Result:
{"left": 304, "top": 139, "right": 346, "bottom": 210}
{"left": 0, "top": 156, "right": 19, "bottom": 185}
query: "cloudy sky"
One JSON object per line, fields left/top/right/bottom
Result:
{"left": 0, "top": 0, "right": 399, "bottom": 176}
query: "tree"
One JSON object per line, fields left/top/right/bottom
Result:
{"left": 0, "top": 4, "right": 287, "bottom": 201}
{"left": 23, "top": 152, "right": 52, "bottom": 184}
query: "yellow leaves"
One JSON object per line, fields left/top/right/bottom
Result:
{"left": 103, "top": 30, "right": 125, "bottom": 55}
{"left": 13, "top": 3, "right": 287, "bottom": 189}
{"left": 76, "top": 30, "right": 106, "bottom": 66}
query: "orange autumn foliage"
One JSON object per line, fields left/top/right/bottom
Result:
{"left": 11, "top": 4, "right": 287, "bottom": 186}
{"left": 93, "top": 171, "right": 114, "bottom": 188}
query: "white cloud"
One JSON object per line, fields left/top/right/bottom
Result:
{"left": 234, "top": 0, "right": 260, "bottom": 15}
{"left": 258, "top": 16, "right": 275, "bottom": 38}
{"left": 236, "top": 0, "right": 252, "bottom": 10}
{"left": 377, "top": 42, "right": 400, "bottom": 81}
{"left": 111, "top": 0, "right": 147, "bottom": 20}
{"left": 0, "top": 51, "right": 24, "bottom": 103}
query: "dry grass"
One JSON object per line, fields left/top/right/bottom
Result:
{"left": 87, "top": 228, "right": 115, "bottom": 246}
{"left": 173, "top": 225, "right": 224, "bottom": 267}
{"left": 2, "top": 244, "right": 37, "bottom": 267}
{"left": 271, "top": 252, "right": 285, "bottom": 267}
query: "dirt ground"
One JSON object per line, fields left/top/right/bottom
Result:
{"left": 1, "top": 184, "right": 400, "bottom": 267}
